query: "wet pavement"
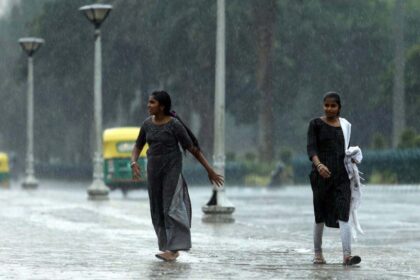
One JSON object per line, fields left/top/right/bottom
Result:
{"left": 0, "top": 180, "right": 419, "bottom": 279}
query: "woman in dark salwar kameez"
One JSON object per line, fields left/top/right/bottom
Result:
{"left": 131, "top": 91, "right": 223, "bottom": 262}
{"left": 307, "top": 92, "right": 361, "bottom": 266}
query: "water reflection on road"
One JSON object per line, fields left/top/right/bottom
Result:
{"left": 0, "top": 180, "right": 419, "bottom": 279}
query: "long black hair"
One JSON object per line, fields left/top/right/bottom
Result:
{"left": 151, "top": 90, "right": 201, "bottom": 151}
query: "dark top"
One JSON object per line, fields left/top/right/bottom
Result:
{"left": 135, "top": 117, "right": 193, "bottom": 157}
{"left": 307, "top": 118, "right": 347, "bottom": 180}
{"left": 307, "top": 118, "right": 351, "bottom": 227}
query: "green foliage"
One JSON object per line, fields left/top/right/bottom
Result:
{"left": 244, "top": 152, "right": 256, "bottom": 162}
{"left": 226, "top": 152, "right": 236, "bottom": 161}
{"left": 278, "top": 147, "right": 293, "bottom": 165}
{"left": 369, "top": 169, "right": 398, "bottom": 184}
{"left": 404, "top": 45, "right": 420, "bottom": 133}
{"left": 398, "top": 128, "right": 420, "bottom": 148}
{"left": 0, "top": 0, "right": 52, "bottom": 159}
{"left": 371, "top": 132, "right": 388, "bottom": 149}
{"left": 243, "top": 161, "right": 275, "bottom": 177}
{"left": 399, "top": 129, "right": 416, "bottom": 148}
{"left": 241, "top": 160, "right": 276, "bottom": 186}
{"left": 2, "top": 0, "right": 420, "bottom": 170}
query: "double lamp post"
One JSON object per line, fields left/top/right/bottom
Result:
{"left": 18, "top": 4, "right": 112, "bottom": 199}
{"left": 18, "top": 3, "right": 235, "bottom": 219}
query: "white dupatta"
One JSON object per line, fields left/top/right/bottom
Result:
{"left": 339, "top": 118, "right": 364, "bottom": 240}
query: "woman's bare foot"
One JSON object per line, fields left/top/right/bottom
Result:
{"left": 155, "top": 251, "right": 179, "bottom": 262}
{"left": 312, "top": 253, "right": 326, "bottom": 264}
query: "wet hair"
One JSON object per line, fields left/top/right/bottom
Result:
{"left": 150, "top": 90, "right": 201, "bottom": 151}
{"left": 323, "top": 91, "right": 341, "bottom": 108}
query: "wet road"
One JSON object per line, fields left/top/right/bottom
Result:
{"left": 0, "top": 180, "right": 419, "bottom": 279}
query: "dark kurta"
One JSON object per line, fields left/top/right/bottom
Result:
{"left": 307, "top": 118, "right": 351, "bottom": 228}
{"left": 136, "top": 117, "right": 193, "bottom": 251}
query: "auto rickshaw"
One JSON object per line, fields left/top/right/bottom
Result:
{"left": 0, "top": 152, "right": 10, "bottom": 188}
{"left": 103, "top": 127, "right": 148, "bottom": 195}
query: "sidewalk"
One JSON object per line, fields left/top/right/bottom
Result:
{"left": 1, "top": 180, "right": 419, "bottom": 279}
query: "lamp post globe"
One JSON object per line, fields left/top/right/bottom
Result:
{"left": 18, "top": 37, "right": 44, "bottom": 189}
{"left": 19, "top": 37, "right": 45, "bottom": 56}
{"left": 79, "top": 4, "right": 112, "bottom": 28}
{"left": 79, "top": 4, "right": 112, "bottom": 200}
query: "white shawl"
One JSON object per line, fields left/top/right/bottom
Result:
{"left": 339, "top": 117, "right": 351, "bottom": 150}
{"left": 339, "top": 118, "right": 364, "bottom": 240}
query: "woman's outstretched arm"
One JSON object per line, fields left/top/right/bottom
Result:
{"left": 188, "top": 147, "right": 224, "bottom": 187}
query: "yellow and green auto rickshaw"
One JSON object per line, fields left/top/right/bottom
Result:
{"left": 103, "top": 127, "right": 148, "bottom": 195}
{"left": 0, "top": 152, "right": 10, "bottom": 188}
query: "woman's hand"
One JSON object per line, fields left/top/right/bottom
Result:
{"left": 317, "top": 163, "right": 331, "bottom": 179}
{"left": 131, "top": 162, "right": 141, "bottom": 181}
{"left": 187, "top": 146, "right": 224, "bottom": 187}
{"left": 208, "top": 170, "right": 224, "bottom": 187}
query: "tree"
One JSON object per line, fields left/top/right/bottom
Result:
{"left": 0, "top": 0, "right": 51, "bottom": 165}
{"left": 253, "top": 0, "right": 277, "bottom": 162}
{"left": 392, "top": 0, "right": 406, "bottom": 147}
{"left": 1, "top": 0, "right": 416, "bottom": 172}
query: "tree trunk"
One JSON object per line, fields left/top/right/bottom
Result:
{"left": 254, "top": 0, "right": 277, "bottom": 162}
{"left": 392, "top": 0, "right": 405, "bottom": 147}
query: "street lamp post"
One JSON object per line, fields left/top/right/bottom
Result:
{"left": 19, "top": 37, "right": 44, "bottom": 190}
{"left": 202, "top": 0, "right": 235, "bottom": 222}
{"left": 79, "top": 4, "right": 112, "bottom": 200}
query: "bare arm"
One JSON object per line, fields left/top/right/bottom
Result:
{"left": 188, "top": 146, "right": 224, "bottom": 187}
{"left": 311, "top": 155, "right": 321, "bottom": 166}
{"left": 131, "top": 144, "right": 145, "bottom": 163}
{"left": 311, "top": 155, "right": 331, "bottom": 179}
{"left": 131, "top": 124, "right": 146, "bottom": 181}
{"left": 130, "top": 145, "right": 144, "bottom": 181}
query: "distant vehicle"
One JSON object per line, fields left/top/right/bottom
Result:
{"left": 0, "top": 152, "right": 10, "bottom": 188}
{"left": 103, "top": 127, "right": 148, "bottom": 196}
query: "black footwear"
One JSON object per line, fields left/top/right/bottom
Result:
{"left": 343, "top": 255, "right": 361, "bottom": 265}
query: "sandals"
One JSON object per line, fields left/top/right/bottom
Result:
{"left": 155, "top": 251, "right": 180, "bottom": 262}
{"left": 312, "top": 254, "right": 326, "bottom": 264}
{"left": 312, "top": 253, "right": 361, "bottom": 265}
{"left": 343, "top": 255, "right": 361, "bottom": 266}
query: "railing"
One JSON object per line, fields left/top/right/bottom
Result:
{"left": 30, "top": 161, "right": 249, "bottom": 185}
{"left": 292, "top": 148, "right": 420, "bottom": 184}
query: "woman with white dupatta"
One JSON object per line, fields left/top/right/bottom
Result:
{"left": 307, "top": 92, "right": 361, "bottom": 266}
